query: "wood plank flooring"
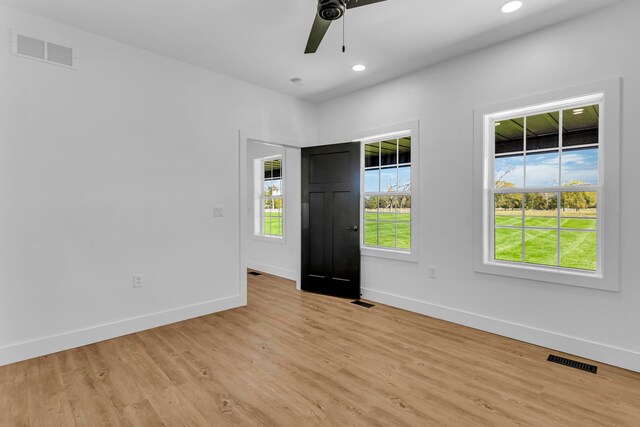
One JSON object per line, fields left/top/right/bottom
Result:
{"left": 1, "top": 272, "right": 639, "bottom": 426}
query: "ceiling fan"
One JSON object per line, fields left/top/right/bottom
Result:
{"left": 304, "top": 0, "right": 387, "bottom": 54}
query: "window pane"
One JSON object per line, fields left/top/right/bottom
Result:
{"left": 563, "top": 104, "right": 599, "bottom": 147}
{"left": 274, "top": 199, "right": 283, "bottom": 216}
{"left": 364, "top": 142, "right": 380, "bottom": 168}
{"left": 263, "top": 199, "right": 273, "bottom": 235}
{"left": 398, "top": 165, "right": 411, "bottom": 191}
{"left": 524, "top": 193, "right": 557, "bottom": 228}
{"left": 495, "top": 154, "right": 524, "bottom": 188}
{"left": 525, "top": 151, "right": 559, "bottom": 187}
{"left": 495, "top": 228, "right": 522, "bottom": 262}
{"left": 272, "top": 217, "right": 283, "bottom": 236}
{"left": 526, "top": 112, "right": 559, "bottom": 151}
{"left": 263, "top": 199, "right": 273, "bottom": 217}
{"left": 378, "top": 222, "right": 396, "bottom": 248}
{"left": 272, "top": 159, "right": 282, "bottom": 178}
{"left": 561, "top": 147, "right": 599, "bottom": 186}
{"left": 263, "top": 179, "right": 272, "bottom": 196}
{"left": 560, "top": 231, "right": 596, "bottom": 271}
{"left": 396, "top": 196, "right": 411, "bottom": 222}
{"left": 524, "top": 229, "right": 557, "bottom": 266}
{"left": 380, "top": 139, "right": 397, "bottom": 166}
{"left": 561, "top": 192, "right": 597, "bottom": 230}
{"left": 271, "top": 179, "right": 282, "bottom": 196}
{"left": 495, "top": 117, "right": 524, "bottom": 154}
{"left": 364, "top": 169, "right": 379, "bottom": 192}
{"left": 263, "top": 161, "right": 272, "bottom": 179}
{"left": 380, "top": 167, "right": 397, "bottom": 192}
{"left": 495, "top": 193, "right": 522, "bottom": 226}
{"left": 378, "top": 196, "right": 394, "bottom": 221}
{"left": 364, "top": 222, "right": 378, "bottom": 246}
{"left": 397, "top": 223, "right": 411, "bottom": 249}
{"left": 398, "top": 137, "right": 411, "bottom": 164}
{"left": 364, "top": 196, "right": 378, "bottom": 221}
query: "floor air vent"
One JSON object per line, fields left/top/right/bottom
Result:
{"left": 351, "top": 300, "right": 375, "bottom": 308}
{"left": 547, "top": 354, "right": 597, "bottom": 374}
{"left": 248, "top": 272, "right": 262, "bottom": 276}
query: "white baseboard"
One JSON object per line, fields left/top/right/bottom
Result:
{"left": 362, "top": 287, "right": 640, "bottom": 373}
{"left": 0, "top": 295, "right": 244, "bottom": 367}
{"left": 246, "top": 261, "right": 300, "bottom": 289}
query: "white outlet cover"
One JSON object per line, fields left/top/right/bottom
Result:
{"left": 428, "top": 266, "right": 437, "bottom": 278}
{"left": 133, "top": 274, "right": 143, "bottom": 288}
{"left": 212, "top": 205, "right": 224, "bottom": 217}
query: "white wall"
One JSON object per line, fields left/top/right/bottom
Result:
{"left": 244, "top": 140, "right": 301, "bottom": 285}
{"left": 0, "top": 6, "right": 317, "bottom": 365}
{"left": 317, "top": 0, "right": 640, "bottom": 372}
{"left": 3, "top": 1, "right": 639, "bottom": 373}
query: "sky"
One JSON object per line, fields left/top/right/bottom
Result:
{"left": 365, "top": 166, "right": 411, "bottom": 192}
{"left": 495, "top": 148, "right": 598, "bottom": 188}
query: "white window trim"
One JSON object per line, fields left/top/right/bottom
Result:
{"left": 253, "top": 154, "right": 286, "bottom": 244}
{"left": 350, "top": 120, "right": 420, "bottom": 263}
{"left": 473, "top": 78, "right": 621, "bottom": 291}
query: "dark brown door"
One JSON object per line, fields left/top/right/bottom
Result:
{"left": 301, "top": 142, "right": 361, "bottom": 299}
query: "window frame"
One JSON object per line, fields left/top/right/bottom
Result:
{"left": 351, "top": 120, "right": 420, "bottom": 262}
{"left": 473, "top": 78, "right": 621, "bottom": 291}
{"left": 254, "top": 154, "right": 285, "bottom": 243}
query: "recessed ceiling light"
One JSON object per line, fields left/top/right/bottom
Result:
{"left": 352, "top": 64, "right": 366, "bottom": 72}
{"left": 501, "top": 1, "right": 523, "bottom": 13}
{"left": 289, "top": 77, "right": 303, "bottom": 84}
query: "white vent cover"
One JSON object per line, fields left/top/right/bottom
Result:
{"left": 46, "top": 42, "right": 73, "bottom": 67}
{"left": 16, "top": 34, "right": 45, "bottom": 60}
{"left": 12, "top": 31, "right": 75, "bottom": 69}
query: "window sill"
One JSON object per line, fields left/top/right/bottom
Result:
{"left": 361, "top": 247, "right": 418, "bottom": 263}
{"left": 252, "top": 234, "right": 286, "bottom": 245}
{"left": 473, "top": 260, "right": 618, "bottom": 292}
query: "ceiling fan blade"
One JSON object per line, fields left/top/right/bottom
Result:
{"left": 304, "top": 13, "right": 332, "bottom": 54}
{"left": 345, "top": 0, "right": 387, "bottom": 10}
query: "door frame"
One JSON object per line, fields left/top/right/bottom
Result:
{"left": 238, "top": 131, "right": 308, "bottom": 302}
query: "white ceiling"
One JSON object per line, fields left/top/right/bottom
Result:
{"left": 0, "top": 0, "right": 621, "bottom": 102}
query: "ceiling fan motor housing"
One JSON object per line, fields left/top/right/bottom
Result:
{"left": 318, "top": 0, "right": 346, "bottom": 21}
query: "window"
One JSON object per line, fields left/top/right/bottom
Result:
{"left": 474, "top": 78, "right": 620, "bottom": 291}
{"left": 259, "top": 157, "right": 284, "bottom": 238}
{"left": 352, "top": 120, "right": 419, "bottom": 262}
{"left": 363, "top": 135, "right": 412, "bottom": 251}
{"left": 492, "top": 102, "right": 600, "bottom": 271}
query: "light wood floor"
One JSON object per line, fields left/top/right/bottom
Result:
{"left": 2, "top": 273, "right": 639, "bottom": 426}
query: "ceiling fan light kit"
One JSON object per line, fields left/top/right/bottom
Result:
{"left": 304, "top": 0, "right": 387, "bottom": 54}
{"left": 319, "top": 0, "right": 346, "bottom": 20}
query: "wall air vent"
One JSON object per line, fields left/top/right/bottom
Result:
{"left": 11, "top": 31, "right": 75, "bottom": 69}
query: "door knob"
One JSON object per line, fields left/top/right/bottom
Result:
{"left": 345, "top": 225, "right": 359, "bottom": 231}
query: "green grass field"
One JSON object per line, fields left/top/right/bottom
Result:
{"left": 364, "top": 211, "right": 410, "bottom": 249}
{"left": 496, "top": 216, "right": 597, "bottom": 229}
{"left": 494, "top": 208, "right": 597, "bottom": 270}
{"left": 263, "top": 216, "right": 283, "bottom": 236}
{"left": 495, "top": 227, "right": 596, "bottom": 270}
{"left": 268, "top": 206, "right": 595, "bottom": 269}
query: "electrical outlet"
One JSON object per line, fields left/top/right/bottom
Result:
{"left": 212, "top": 204, "right": 224, "bottom": 217}
{"left": 133, "top": 274, "right": 143, "bottom": 288}
{"left": 428, "top": 266, "right": 437, "bottom": 279}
